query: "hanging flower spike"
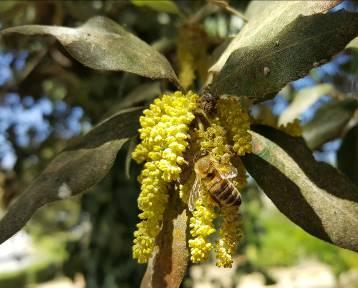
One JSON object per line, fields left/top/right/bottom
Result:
{"left": 177, "top": 24, "right": 209, "bottom": 90}
{"left": 194, "top": 119, "right": 245, "bottom": 267}
{"left": 215, "top": 206, "right": 243, "bottom": 268}
{"left": 132, "top": 91, "right": 198, "bottom": 263}
{"left": 189, "top": 193, "right": 217, "bottom": 263}
{"left": 196, "top": 123, "right": 232, "bottom": 164}
{"left": 216, "top": 97, "right": 252, "bottom": 156}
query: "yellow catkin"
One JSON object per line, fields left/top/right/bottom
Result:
{"left": 177, "top": 24, "right": 208, "bottom": 90}
{"left": 188, "top": 121, "right": 245, "bottom": 266}
{"left": 215, "top": 206, "right": 242, "bottom": 268}
{"left": 188, "top": 123, "right": 229, "bottom": 263}
{"left": 178, "top": 172, "right": 195, "bottom": 204}
{"left": 189, "top": 193, "right": 217, "bottom": 263}
{"left": 216, "top": 97, "right": 252, "bottom": 156}
{"left": 196, "top": 123, "right": 232, "bottom": 164}
{"left": 132, "top": 91, "right": 198, "bottom": 263}
{"left": 190, "top": 120, "right": 245, "bottom": 267}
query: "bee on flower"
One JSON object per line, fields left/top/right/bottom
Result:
{"left": 132, "top": 92, "right": 252, "bottom": 267}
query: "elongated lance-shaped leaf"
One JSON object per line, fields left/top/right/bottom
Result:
{"left": 278, "top": 84, "right": 335, "bottom": 126}
{"left": 303, "top": 98, "right": 358, "bottom": 149}
{"left": 210, "top": 8, "right": 358, "bottom": 102}
{"left": 242, "top": 126, "right": 358, "bottom": 252}
{"left": 0, "top": 16, "right": 179, "bottom": 85}
{"left": 210, "top": 0, "right": 341, "bottom": 74}
{"left": 0, "top": 107, "right": 143, "bottom": 245}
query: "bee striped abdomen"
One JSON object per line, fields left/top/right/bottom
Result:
{"left": 206, "top": 175, "right": 241, "bottom": 207}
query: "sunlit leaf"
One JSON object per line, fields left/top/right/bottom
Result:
{"left": 242, "top": 126, "right": 358, "bottom": 252}
{"left": 210, "top": 0, "right": 341, "bottom": 74}
{"left": 209, "top": 3, "right": 358, "bottom": 102}
{"left": 141, "top": 193, "right": 189, "bottom": 288}
{"left": 303, "top": 98, "right": 358, "bottom": 149}
{"left": 131, "top": 0, "right": 179, "bottom": 14}
{"left": 0, "top": 16, "right": 179, "bottom": 85}
{"left": 346, "top": 36, "right": 358, "bottom": 50}
{"left": 0, "top": 107, "right": 143, "bottom": 245}
{"left": 337, "top": 125, "right": 358, "bottom": 186}
{"left": 279, "top": 84, "right": 335, "bottom": 125}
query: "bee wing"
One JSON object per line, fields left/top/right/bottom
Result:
{"left": 188, "top": 176, "right": 201, "bottom": 212}
{"left": 215, "top": 163, "right": 238, "bottom": 179}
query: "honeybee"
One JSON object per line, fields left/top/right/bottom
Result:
{"left": 198, "top": 86, "right": 217, "bottom": 115}
{"left": 188, "top": 155, "right": 242, "bottom": 211}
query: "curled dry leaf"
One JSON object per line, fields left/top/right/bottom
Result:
{"left": 0, "top": 107, "right": 143, "bottom": 245}
{"left": 242, "top": 125, "right": 358, "bottom": 252}
{"left": 0, "top": 16, "right": 179, "bottom": 85}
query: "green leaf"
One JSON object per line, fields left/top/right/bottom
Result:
{"left": 337, "top": 125, "right": 358, "bottom": 186}
{"left": 0, "top": 107, "right": 143, "bottom": 245}
{"left": 209, "top": 7, "right": 358, "bottom": 102}
{"left": 242, "top": 126, "right": 358, "bottom": 252}
{"left": 141, "top": 192, "right": 188, "bottom": 288}
{"left": 303, "top": 98, "right": 357, "bottom": 149}
{"left": 278, "top": 84, "right": 335, "bottom": 125}
{"left": 131, "top": 0, "right": 179, "bottom": 14}
{"left": 0, "top": 16, "right": 179, "bottom": 85}
{"left": 210, "top": 0, "right": 341, "bottom": 74}
{"left": 118, "top": 82, "right": 161, "bottom": 109}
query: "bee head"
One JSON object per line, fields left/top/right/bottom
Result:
{"left": 194, "top": 154, "right": 213, "bottom": 177}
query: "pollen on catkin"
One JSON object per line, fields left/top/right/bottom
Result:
{"left": 189, "top": 193, "right": 217, "bottom": 263}
{"left": 216, "top": 97, "right": 252, "bottom": 156}
{"left": 132, "top": 91, "right": 198, "bottom": 263}
{"left": 215, "top": 206, "right": 242, "bottom": 268}
{"left": 196, "top": 123, "right": 232, "bottom": 164}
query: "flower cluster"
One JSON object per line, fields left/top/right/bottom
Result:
{"left": 187, "top": 118, "right": 248, "bottom": 267}
{"left": 215, "top": 206, "right": 242, "bottom": 267}
{"left": 132, "top": 91, "right": 198, "bottom": 263}
{"left": 132, "top": 91, "right": 251, "bottom": 268}
{"left": 177, "top": 24, "right": 209, "bottom": 90}
{"left": 197, "top": 123, "right": 231, "bottom": 163}
{"left": 189, "top": 194, "right": 217, "bottom": 263}
{"left": 216, "top": 97, "right": 252, "bottom": 156}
